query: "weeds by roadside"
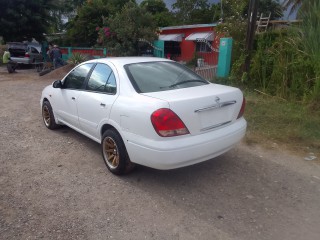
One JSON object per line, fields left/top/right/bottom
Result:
{"left": 244, "top": 91, "right": 320, "bottom": 154}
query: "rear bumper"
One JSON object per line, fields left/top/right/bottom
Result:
{"left": 125, "top": 118, "right": 247, "bottom": 170}
{"left": 10, "top": 57, "right": 32, "bottom": 64}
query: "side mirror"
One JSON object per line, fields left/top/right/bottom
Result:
{"left": 53, "top": 80, "right": 62, "bottom": 88}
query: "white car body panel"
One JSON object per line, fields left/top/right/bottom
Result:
{"left": 54, "top": 89, "right": 82, "bottom": 128}
{"left": 41, "top": 57, "right": 247, "bottom": 170}
{"left": 125, "top": 118, "right": 246, "bottom": 169}
{"left": 77, "top": 91, "right": 117, "bottom": 139}
{"left": 142, "top": 84, "right": 243, "bottom": 135}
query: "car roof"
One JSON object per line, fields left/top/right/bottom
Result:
{"left": 86, "top": 57, "right": 172, "bottom": 67}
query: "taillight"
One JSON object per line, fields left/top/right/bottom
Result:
{"left": 151, "top": 108, "right": 189, "bottom": 137}
{"left": 237, "top": 96, "right": 246, "bottom": 119}
{"left": 25, "top": 53, "right": 30, "bottom": 58}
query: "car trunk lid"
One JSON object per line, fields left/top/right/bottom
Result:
{"left": 8, "top": 42, "right": 27, "bottom": 57}
{"left": 141, "top": 84, "right": 244, "bottom": 135}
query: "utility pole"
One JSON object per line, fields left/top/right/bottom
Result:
{"left": 244, "top": 0, "right": 259, "bottom": 73}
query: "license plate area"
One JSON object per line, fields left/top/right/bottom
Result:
{"left": 198, "top": 107, "right": 233, "bottom": 131}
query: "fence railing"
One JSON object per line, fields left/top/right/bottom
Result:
{"left": 194, "top": 65, "right": 218, "bottom": 81}
{"left": 60, "top": 47, "right": 107, "bottom": 60}
{"left": 58, "top": 46, "right": 218, "bottom": 80}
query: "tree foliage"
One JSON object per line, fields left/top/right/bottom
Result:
{"left": 0, "top": 0, "right": 56, "bottom": 42}
{"left": 65, "top": 0, "right": 129, "bottom": 47}
{"left": 258, "top": 0, "right": 283, "bottom": 19}
{"left": 216, "top": 0, "right": 283, "bottom": 66}
{"left": 172, "top": 0, "right": 214, "bottom": 24}
{"left": 140, "top": 0, "right": 175, "bottom": 27}
{"left": 99, "top": 1, "right": 157, "bottom": 56}
{"left": 220, "top": 0, "right": 283, "bottom": 20}
{"left": 140, "top": 0, "right": 168, "bottom": 14}
{"left": 49, "top": 0, "right": 86, "bottom": 33}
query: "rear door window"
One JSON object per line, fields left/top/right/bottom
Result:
{"left": 63, "top": 63, "right": 94, "bottom": 90}
{"left": 86, "top": 63, "right": 117, "bottom": 94}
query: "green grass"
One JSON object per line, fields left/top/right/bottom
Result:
{"left": 244, "top": 91, "right": 320, "bottom": 153}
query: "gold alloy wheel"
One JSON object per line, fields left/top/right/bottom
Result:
{"left": 43, "top": 105, "right": 50, "bottom": 127}
{"left": 103, "top": 137, "right": 119, "bottom": 169}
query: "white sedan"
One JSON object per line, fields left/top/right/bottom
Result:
{"left": 41, "top": 57, "right": 246, "bottom": 174}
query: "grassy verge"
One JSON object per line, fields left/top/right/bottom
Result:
{"left": 244, "top": 91, "right": 320, "bottom": 155}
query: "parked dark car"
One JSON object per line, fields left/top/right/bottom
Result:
{"left": 8, "top": 42, "right": 43, "bottom": 65}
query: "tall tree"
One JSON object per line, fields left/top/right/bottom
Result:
{"left": 0, "top": 0, "right": 56, "bottom": 42}
{"left": 140, "top": 0, "right": 174, "bottom": 27}
{"left": 65, "top": 0, "right": 129, "bottom": 47}
{"left": 172, "top": 0, "right": 210, "bottom": 24}
{"left": 100, "top": 1, "right": 157, "bottom": 56}
{"left": 259, "top": 0, "right": 283, "bottom": 19}
{"left": 43, "top": 0, "right": 87, "bottom": 34}
{"left": 189, "top": 3, "right": 221, "bottom": 24}
{"left": 221, "top": 0, "right": 283, "bottom": 20}
{"left": 140, "top": 0, "right": 167, "bottom": 14}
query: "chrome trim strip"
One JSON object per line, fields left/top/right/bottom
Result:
{"left": 219, "top": 100, "right": 237, "bottom": 107}
{"left": 194, "top": 104, "right": 219, "bottom": 112}
{"left": 194, "top": 101, "right": 236, "bottom": 113}
{"left": 200, "top": 121, "right": 232, "bottom": 132}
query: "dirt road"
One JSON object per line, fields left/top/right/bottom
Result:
{"left": 1, "top": 67, "right": 320, "bottom": 240}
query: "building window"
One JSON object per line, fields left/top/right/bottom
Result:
{"left": 195, "top": 41, "right": 212, "bottom": 53}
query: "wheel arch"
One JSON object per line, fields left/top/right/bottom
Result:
{"left": 100, "top": 123, "right": 135, "bottom": 174}
{"left": 100, "top": 124, "right": 119, "bottom": 138}
{"left": 41, "top": 99, "right": 60, "bottom": 129}
{"left": 42, "top": 97, "right": 49, "bottom": 103}
{"left": 42, "top": 97, "right": 51, "bottom": 107}
{"left": 100, "top": 122, "right": 129, "bottom": 147}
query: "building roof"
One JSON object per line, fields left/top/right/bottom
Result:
{"left": 160, "top": 23, "right": 218, "bottom": 31}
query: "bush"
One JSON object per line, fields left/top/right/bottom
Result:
{"left": 226, "top": 28, "right": 317, "bottom": 105}
{"left": 248, "top": 30, "right": 316, "bottom": 101}
{"left": 68, "top": 52, "right": 88, "bottom": 65}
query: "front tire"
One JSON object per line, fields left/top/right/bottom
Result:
{"left": 42, "top": 101, "right": 59, "bottom": 129}
{"left": 101, "top": 129, "right": 135, "bottom": 175}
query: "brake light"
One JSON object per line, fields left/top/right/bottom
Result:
{"left": 25, "top": 53, "right": 30, "bottom": 58}
{"left": 151, "top": 108, "right": 189, "bottom": 137}
{"left": 237, "top": 96, "right": 246, "bottom": 119}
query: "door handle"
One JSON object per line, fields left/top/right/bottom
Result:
{"left": 100, "top": 103, "right": 106, "bottom": 107}
{"left": 71, "top": 97, "right": 75, "bottom": 100}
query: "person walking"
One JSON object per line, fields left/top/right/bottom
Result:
{"left": 51, "top": 45, "right": 65, "bottom": 69}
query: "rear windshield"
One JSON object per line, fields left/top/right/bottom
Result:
{"left": 124, "top": 61, "right": 208, "bottom": 93}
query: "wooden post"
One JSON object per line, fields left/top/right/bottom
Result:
{"left": 244, "top": 0, "right": 259, "bottom": 74}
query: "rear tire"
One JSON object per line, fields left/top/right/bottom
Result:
{"left": 42, "top": 101, "right": 60, "bottom": 130}
{"left": 101, "top": 129, "right": 135, "bottom": 175}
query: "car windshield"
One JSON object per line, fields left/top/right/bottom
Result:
{"left": 124, "top": 61, "right": 208, "bottom": 93}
